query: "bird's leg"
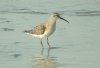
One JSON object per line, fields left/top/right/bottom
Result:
{"left": 47, "top": 47, "right": 51, "bottom": 57}
{"left": 47, "top": 37, "right": 51, "bottom": 48}
{"left": 41, "top": 47, "right": 44, "bottom": 55}
{"left": 40, "top": 39, "right": 43, "bottom": 48}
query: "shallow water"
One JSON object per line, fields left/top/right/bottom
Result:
{"left": 0, "top": 0, "right": 100, "bottom": 68}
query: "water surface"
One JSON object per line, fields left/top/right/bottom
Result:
{"left": 0, "top": 0, "right": 100, "bottom": 68}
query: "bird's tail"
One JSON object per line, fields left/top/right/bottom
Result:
{"left": 24, "top": 30, "right": 29, "bottom": 33}
{"left": 24, "top": 30, "right": 32, "bottom": 34}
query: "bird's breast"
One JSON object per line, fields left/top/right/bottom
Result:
{"left": 45, "top": 22, "right": 56, "bottom": 37}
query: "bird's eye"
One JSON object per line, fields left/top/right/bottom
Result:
{"left": 53, "top": 15, "right": 57, "bottom": 17}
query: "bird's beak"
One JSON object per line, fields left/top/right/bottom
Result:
{"left": 58, "top": 15, "right": 69, "bottom": 23}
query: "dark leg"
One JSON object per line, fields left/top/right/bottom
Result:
{"left": 40, "top": 39, "right": 43, "bottom": 48}
{"left": 41, "top": 47, "right": 44, "bottom": 55}
{"left": 47, "top": 37, "right": 51, "bottom": 48}
{"left": 47, "top": 47, "right": 51, "bottom": 57}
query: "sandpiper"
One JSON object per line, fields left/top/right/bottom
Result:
{"left": 24, "top": 12, "right": 69, "bottom": 48}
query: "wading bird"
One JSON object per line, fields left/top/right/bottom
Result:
{"left": 24, "top": 12, "right": 69, "bottom": 48}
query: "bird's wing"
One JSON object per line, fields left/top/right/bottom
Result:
{"left": 29, "top": 25, "right": 46, "bottom": 35}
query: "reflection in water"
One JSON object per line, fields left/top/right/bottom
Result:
{"left": 32, "top": 48, "right": 58, "bottom": 68}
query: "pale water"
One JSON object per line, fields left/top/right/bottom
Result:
{"left": 0, "top": 0, "right": 100, "bottom": 68}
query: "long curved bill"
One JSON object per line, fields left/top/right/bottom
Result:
{"left": 58, "top": 15, "right": 69, "bottom": 23}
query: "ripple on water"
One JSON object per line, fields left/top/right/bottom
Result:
{"left": 1, "top": 28, "right": 15, "bottom": 31}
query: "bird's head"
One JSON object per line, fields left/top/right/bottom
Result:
{"left": 51, "top": 12, "right": 69, "bottom": 23}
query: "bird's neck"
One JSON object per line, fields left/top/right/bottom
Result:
{"left": 48, "top": 17, "right": 57, "bottom": 24}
